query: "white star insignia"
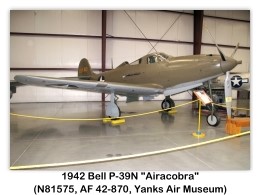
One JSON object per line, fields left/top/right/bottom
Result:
{"left": 231, "top": 77, "right": 241, "bottom": 86}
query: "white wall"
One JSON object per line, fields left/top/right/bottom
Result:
{"left": 10, "top": 10, "right": 102, "bottom": 102}
{"left": 10, "top": 10, "right": 250, "bottom": 103}
{"left": 106, "top": 10, "right": 193, "bottom": 66}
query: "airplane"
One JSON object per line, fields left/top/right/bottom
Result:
{"left": 13, "top": 44, "right": 242, "bottom": 121}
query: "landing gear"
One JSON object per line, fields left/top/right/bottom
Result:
{"left": 161, "top": 96, "right": 175, "bottom": 111}
{"left": 206, "top": 113, "right": 221, "bottom": 126}
{"left": 106, "top": 92, "right": 121, "bottom": 118}
{"left": 205, "top": 81, "right": 221, "bottom": 126}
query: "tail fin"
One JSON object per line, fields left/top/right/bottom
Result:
{"left": 78, "top": 58, "right": 94, "bottom": 77}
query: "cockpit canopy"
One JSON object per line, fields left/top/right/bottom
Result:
{"left": 116, "top": 52, "right": 172, "bottom": 69}
{"left": 130, "top": 52, "right": 171, "bottom": 65}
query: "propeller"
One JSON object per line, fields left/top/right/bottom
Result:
{"left": 204, "top": 25, "right": 242, "bottom": 119}
{"left": 203, "top": 24, "right": 226, "bottom": 61}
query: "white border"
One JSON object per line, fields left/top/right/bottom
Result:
{"left": 2, "top": 1, "right": 259, "bottom": 194}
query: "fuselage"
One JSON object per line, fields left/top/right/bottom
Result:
{"left": 92, "top": 53, "right": 239, "bottom": 89}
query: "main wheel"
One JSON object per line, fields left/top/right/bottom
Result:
{"left": 161, "top": 98, "right": 175, "bottom": 110}
{"left": 206, "top": 113, "right": 221, "bottom": 126}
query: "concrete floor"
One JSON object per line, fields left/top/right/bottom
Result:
{"left": 10, "top": 100, "right": 250, "bottom": 170}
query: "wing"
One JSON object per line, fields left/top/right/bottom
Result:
{"left": 163, "top": 74, "right": 223, "bottom": 96}
{"left": 14, "top": 75, "right": 164, "bottom": 96}
{"left": 11, "top": 80, "right": 25, "bottom": 87}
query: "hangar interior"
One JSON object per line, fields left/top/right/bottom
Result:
{"left": 10, "top": 10, "right": 250, "bottom": 170}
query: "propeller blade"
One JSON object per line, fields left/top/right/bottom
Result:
{"left": 204, "top": 25, "right": 226, "bottom": 61}
{"left": 231, "top": 43, "right": 240, "bottom": 58}
{"left": 217, "top": 47, "right": 226, "bottom": 61}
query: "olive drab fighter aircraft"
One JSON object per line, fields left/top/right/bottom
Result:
{"left": 13, "top": 44, "right": 242, "bottom": 118}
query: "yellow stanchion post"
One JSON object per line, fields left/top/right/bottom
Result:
{"left": 193, "top": 99, "right": 205, "bottom": 138}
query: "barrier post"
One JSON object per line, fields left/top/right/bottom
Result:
{"left": 193, "top": 99, "right": 205, "bottom": 138}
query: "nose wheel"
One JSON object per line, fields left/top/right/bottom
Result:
{"left": 161, "top": 96, "right": 175, "bottom": 111}
{"left": 206, "top": 113, "right": 221, "bottom": 126}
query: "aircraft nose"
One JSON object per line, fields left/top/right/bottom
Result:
{"left": 220, "top": 57, "right": 242, "bottom": 73}
{"left": 236, "top": 60, "right": 242, "bottom": 65}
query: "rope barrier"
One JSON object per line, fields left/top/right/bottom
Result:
{"left": 212, "top": 102, "right": 250, "bottom": 111}
{"left": 10, "top": 100, "right": 199, "bottom": 121}
{"left": 10, "top": 130, "right": 250, "bottom": 170}
{"left": 10, "top": 113, "right": 104, "bottom": 121}
{"left": 10, "top": 100, "right": 250, "bottom": 121}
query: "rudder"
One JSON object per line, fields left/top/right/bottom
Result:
{"left": 78, "top": 58, "right": 94, "bottom": 77}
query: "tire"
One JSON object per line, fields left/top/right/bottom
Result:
{"left": 206, "top": 113, "right": 221, "bottom": 127}
{"left": 169, "top": 98, "right": 175, "bottom": 108}
{"left": 161, "top": 98, "right": 175, "bottom": 110}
